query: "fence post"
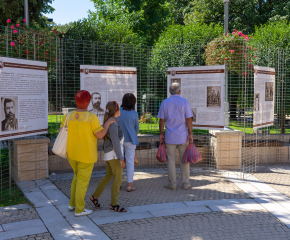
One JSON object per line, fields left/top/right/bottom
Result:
{"left": 5, "top": 26, "right": 8, "bottom": 57}
{"left": 33, "top": 33, "right": 36, "bottom": 61}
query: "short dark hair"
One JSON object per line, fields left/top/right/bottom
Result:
{"left": 121, "top": 93, "right": 136, "bottom": 111}
{"left": 4, "top": 98, "right": 14, "bottom": 108}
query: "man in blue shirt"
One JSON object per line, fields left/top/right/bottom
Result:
{"left": 157, "top": 82, "right": 193, "bottom": 190}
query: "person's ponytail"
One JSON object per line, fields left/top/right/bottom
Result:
{"left": 103, "top": 101, "right": 119, "bottom": 140}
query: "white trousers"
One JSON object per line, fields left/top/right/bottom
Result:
{"left": 124, "top": 142, "right": 136, "bottom": 183}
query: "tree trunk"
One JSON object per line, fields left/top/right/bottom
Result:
{"left": 229, "top": 96, "right": 238, "bottom": 120}
{"left": 280, "top": 110, "right": 285, "bottom": 134}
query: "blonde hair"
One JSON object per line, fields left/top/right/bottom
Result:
{"left": 103, "top": 101, "right": 120, "bottom": 140}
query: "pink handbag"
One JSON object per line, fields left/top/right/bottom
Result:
{"left": 156, "top": 142, "right": 168, "bottom": 163}
{"left": 182, "top": 143, "right": 202, "bottom": 163}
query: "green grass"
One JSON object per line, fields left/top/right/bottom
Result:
{"left": 47, "top": 115, "right": 287, "bottom": 136}
{"left": 139, "top": 122, "right": 209, "bottom": 135}
{"left": 48, "top": 115, "right": 64, "bottom": 139}
{"left": 229, "top": 119, "right": 289, "bottom": 134}
{"left": 0, "top": 188, "right": 29, "bottom": 207}
{"left": 0, "top": 147, "right": 29, "bottom": 207}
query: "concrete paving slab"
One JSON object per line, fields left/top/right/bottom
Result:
{"left": 237, "top": 199, "right": 257, "bottom": 204}
{"left": 89, "top": 210, "right": 125, "bottom": 219}
{"left": 39, "top": 181, "right": 58, "bottom": 191}
{"left": 55, "top": 204, "right": 90, "bottom": 222}
{"left": 266, "top": 193, "right": 290, "bottom": 212}
{"left": 261, "top": 202, "right": 290, "bottom": 225}
{"left": 45, "top": 221, "right": 81, "bottom": 240}
{"left": 0, "top": 204, "right": 32, "bottom": 212}
{"left": 71, "top": 218, "right": 110, "bottom": 240}
{"left": 17, "top": 181, "right": 38, "bottom": 192}
{"left": 91, "top": 211, "right": 153, "bottom": 225}
{"left": 65, "top": 214, "right": 89, "bottom": 223}
{"left": 2, "top": 219, "right": 44, "bottom": 231}
{"left": 209, "top": 203, "right": 264, "bottom": 212}
{"left": 149, "top": 206, "right": 211, "bottom": 217}
{"left": 266, "top": 191, "right": 290, "bottom": 202}
{"left": 127, "top": 202, "right": 187, "bottom": 213}
{"left": 24, "top": 191, "right": 52, "bottom": 207}
{"left": 42, "top": 189, "right": 69, "bottom": 206}
{"left": 55, "top": 204, "right": 76, "bottom": 217}
{"left": 247, "top": 192, "right": 274, "bottom": 203}
{"left": 184, "top": 199, "right": 241, "bottom": 207}
{"left": 36, "top": 206, "right": 67, "bottom": 224}
{"left": 0, "top": 225, "right": 47, "bottom": 240}
{"left": 232, "top": 181, "right": 260, "bottom": 193}
{"left": 245, "top": 176, "right": 278, "bottom": 192}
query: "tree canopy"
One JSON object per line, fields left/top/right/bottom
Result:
{"left": 0, "top": 0, "right": 55, "bottom": 27}
{"left": 185, "top": 0, "right": 290, "bottom": 34}
{"left": 90, "top": 0, "right": 191, "bottom": 45}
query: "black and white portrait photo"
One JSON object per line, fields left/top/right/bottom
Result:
{"left": 1, "top": 97, "right": 18, "bottom": 132}
{"left": 265, "top": 82, "right": 274, "bottom": 101}
{"left": 171, "top": 78, "right": 181, "bottom": 91}
{"left": 191, "top": 108, "right": 196, "bottom": 122}
{"left": 88, "top": 92, "right": 106, "bottom": 124}
{"left": 254, "top": 93, "right": 259, "bottom": 111}
{"left": 207, "top": 86, "right": 221, "bottom": 107}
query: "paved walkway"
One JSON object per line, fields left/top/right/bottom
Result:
{"left": 54, "top": 170, "right": 249, "bottom": 210}
{"left": 1, "top": 169, "right": 290, "bottom": 239}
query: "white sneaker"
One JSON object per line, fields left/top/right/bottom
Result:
{"left": 68, "top": 206, "right": 75, "bottom": 211}
{"left": 75, "top": 209, "right": 93, "bottom": 217}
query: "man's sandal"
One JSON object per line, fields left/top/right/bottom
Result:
{"left": 89, "top": 195, "right": 102, "bottom": 208}
{"left": 110, "top": 204, "right": 127, "bottom": 213}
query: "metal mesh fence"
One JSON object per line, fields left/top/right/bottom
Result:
{"left": 1, "top": 26, "right": 290, "bottom": 201}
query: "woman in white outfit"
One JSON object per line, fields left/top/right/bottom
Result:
{"left": 118, "top": 93, "right": 139, "bottom": 192}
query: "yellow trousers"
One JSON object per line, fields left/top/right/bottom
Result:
{"left": 93, "top": 159, "right": 123, "bottom": 206}
{"left": 69, "top": 159, "right": 94, "bottom": 213}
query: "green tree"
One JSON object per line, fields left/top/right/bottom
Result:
{"left": 252, "top": 20, "right": 290, "bottom": 131}
{"left": 252, "top": 20, "right": 290, "bottom": 49}
{"left": 149, "top": 23, "right": 223, "bottom": 99}
{"left": 185, "top": 0, "right": 290, "bottom": 34}
{"left": 0, "top": 0, "right": 55, "bottom": 27}
{"left": 64, "top": 15, "right": 142, "bottom": 44}
{"left": 90, "top": 0, "right": 192, "bottom": 45}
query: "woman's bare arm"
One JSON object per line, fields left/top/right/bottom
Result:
{"left": 95, "top": 118, "right": 116, "bottom": 139}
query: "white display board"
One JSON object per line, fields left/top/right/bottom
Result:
{"left": 80, "top": 65, "right": 137, "bottom": 124}
{"left": 253, "top": 66, "right": 275, "bottom": 129}
{"left": 167, "top": 66, "right": 225, "bottom": 129}
{"left": 0, "top": 57, "right": 48, "bottom": 140}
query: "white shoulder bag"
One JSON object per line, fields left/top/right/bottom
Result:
{"left": 52, "top": 112, "right": 71, "bottom": 158}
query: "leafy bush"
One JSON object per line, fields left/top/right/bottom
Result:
{"left": 140, "top": 113, "right": 159, "bottom": 124}
{"left": 151, "top": 23, "right": 223, "bottom": 74}
{"left": 204, "top": 29, "right": 257, "bottom": 75}
{"left": 1, "top": 18, "right": 59, "bottom": 62}
{"left": 64, "top": 15, "right": 143, "bottom": 45}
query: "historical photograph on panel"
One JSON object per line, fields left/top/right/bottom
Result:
{"left": 207, "top": 86, "right": 221, "bottom": 107}
{"left": 1, "top": 97, "right": 18, "bottom": 132}
{"left": 254, "top": 93, "right": 259, "bottom": 111}
{"left": 191, "top": 108, "right": 196, "bottom": 122}
{"left": 85, "top": 68, "right": 89, "bottom": 75}
{"left": 171, "top": 78, "right": 181, "bottom": 91}
{"left": 88, "top": 91, "right": 107, "bottom": 124}
{"left": 265, "top": 82, "right": 274, "bottom": 101}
